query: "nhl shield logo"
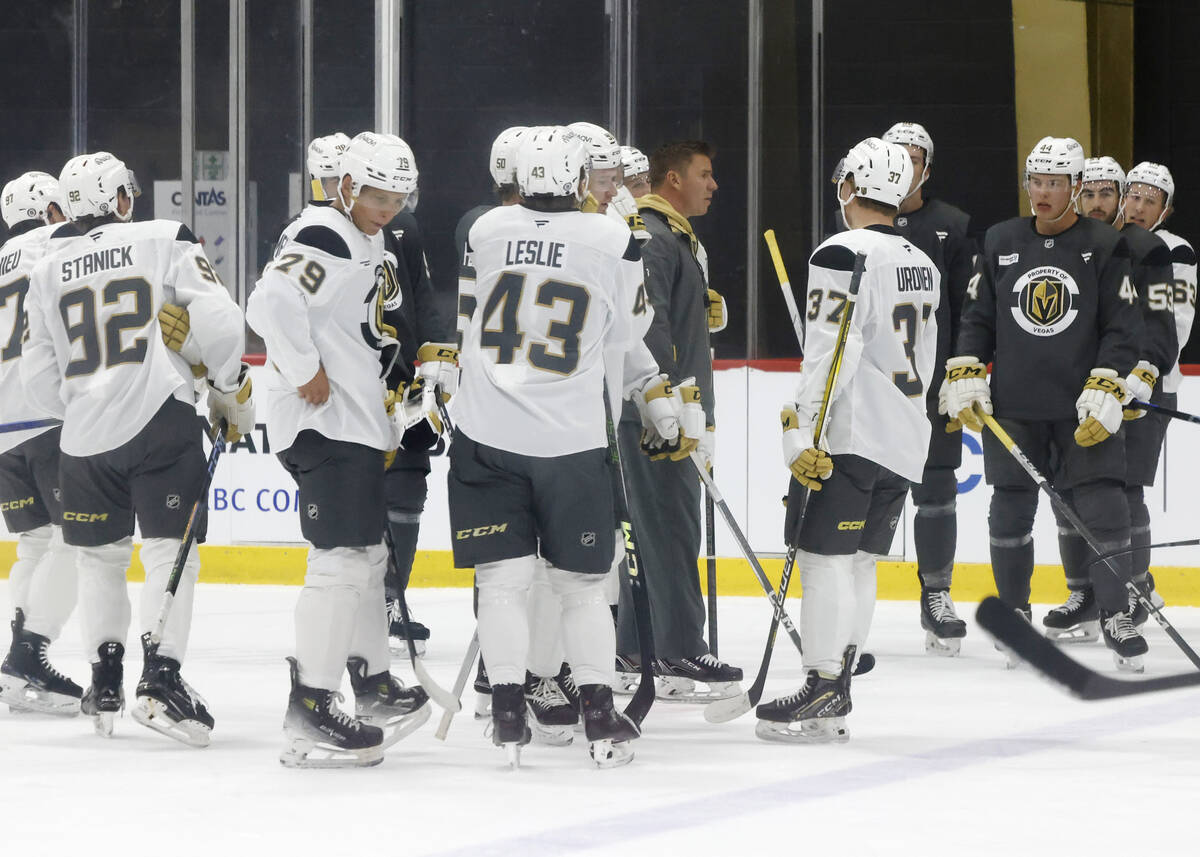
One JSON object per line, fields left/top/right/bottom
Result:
{"left": 896, "top": 216, "right": 908, "bottom": 227}
{"left": 307, "top": 503, "right": 319, "bottom": 520}
{"left": 166, "top": 494, "right": 181, "bottom": 510}
{"left": 581, "top": 531, "right": 597, "bottom": 547}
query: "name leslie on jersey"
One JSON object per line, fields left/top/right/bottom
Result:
{"left": 504, "top": 239, "right": 565, "bottom": 269}
{"left": 60, "top": 246, "right": 133, "bottom": 281}
{"left": 896, "top": 265, "right": 936, "bottom": 293}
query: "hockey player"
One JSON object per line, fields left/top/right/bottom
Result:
{"left": 306, "top": 132, "right": 351, "bottom": 204}
{"left": 570, "top": 122, "right": 651, "bottom": 247}
{"left": 247, "top": 132, "right": 429, "bottom": 768}
{"left": 621, "top": 146, "right": 651, "bottom": 199}
{"left": 0, "top": 171, "right": 82, "bottom": 715}
{"left": 450, "top": 125, "right": 677, "bottom": 768}
{"left": 614, "top": 140, "right": 742, "bottom": 700}
{"left": 945, "top": 136, "right": 1146, "bottom": 671}
{"left": 757, "top": 137, "right": 937, "bottom": 743}
{"left": 20, "top": 152, "right": 252, "bottom": 744}
{"left": 881, "top": 122, "right": 976, "bottom": 655}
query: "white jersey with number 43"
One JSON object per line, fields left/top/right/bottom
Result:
{"left": 455, "top": 204, "right": 656, "bottom": 458}
{"left": 22, "top": 219, "right": 244, "bottom": 457}
{"left": 795, "top": 226, "right": 940, "bottom": 483}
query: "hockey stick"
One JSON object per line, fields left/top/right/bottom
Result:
{"left": 1084, "top": 537, "right": 1200, "bottom": 571}
{"left": 1128, "top": 399, "right": 1200, "bottom": 426}
{"left": 382, "top": 527, "right": 461, "bottom": 713}
{"left": 763, "top": 229, "right": 805, "bottom": 347}
{"left": 434, "top": 631, "right": 479, "bottom": 740}
{"left": 0, "top": 417, "right": 62, "bottom": 435}
{"left": 977, "top": 408, "right": 1200, "bottom": 670}
{"left": 145, "top": 419, "right": 226, "bottom": 654}
{"left": 976, "top": 596, "right": 1200, "bottom": 699}
{"left": 705, "top": 468, "right": 718, "bottom": 656}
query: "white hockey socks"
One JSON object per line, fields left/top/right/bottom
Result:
{"left": 797, "top": 549, "right": 854, "bottom": 675}
{"left": 527, "top": 559, "right": 565, "bottom": 678}
{"left": 23, "top": 526, "right": 78, "bottom": 641}
{"left": 77, "top": 538, "right": 133, "bottom": 658}
{"left": 476, "top": 554, "right": 536, "bottom": 686}
{"left": 347, "top": 542, "right": 390, "bottom": 676}
{"left": 850, "top": 550, "right": 878, "bottom": 655}
{"left": 603, "top": 528, "right": 624, "bottom": 605}
{"left": 139, "top": 537, "right": 200, "bottom": 662}
{"left": 8, "top": 524, "right": 52, "bottom": 615}
{"left": 294, "top": 546, "right": 370, "bottom": 690}
{"left": 549, "top": 565, "right": 614, "bottom": 687}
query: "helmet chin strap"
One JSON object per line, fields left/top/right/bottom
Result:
{"left": 899, "top": 167, "right": 929, "bottom": 206}
{"left": 1028, "top": 178, "right": 1081, "bottom": 223}
{"left": 836, "top": 178, "right": 853, "bottom": 230}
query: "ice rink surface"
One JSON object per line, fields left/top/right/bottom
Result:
{"left": 3, "top": 581, "right": 1199, "bottom": 856}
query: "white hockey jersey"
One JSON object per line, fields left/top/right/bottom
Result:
{"left": 793, "top": 225, "right": 940, "bottom": 483}
{"left": 1156, "top": 229, "right": 1197, "bottom": 394}
{"left": 246, "top": 205, "right": 397, "bottom": 453}
{"left": 0, "top": 223, "right": 64, "bottom": 454}
{"left": 21, "top": 219, "right": 244, "bottom": 457}
{"left": 455, "top": 204, "right": 658, "bottom": 457}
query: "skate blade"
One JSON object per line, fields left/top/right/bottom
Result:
{"left": 1044, "top": 621, "right": 1100, "bottom": 644}
{"left": 656, "top": 676, "right": 742, "bottom": 702}
{"left": 0, "top": 681, "right": 81, "bottom": 717}
{"left": 474, "top": 692, "right": 492, "bottom": 720}
{"left": 93, "top": 710, "right": 117, "bottom": 738}
{"left": 133, "top": 697, "right": 212, "bottom": 748}
{"left": 503, "top": 742, "right": 522, "bottom": 770}
{"left": 389, "top": 638, "right": 427, "bottom": 658}
{"left": 530, "top": 718, "right": 575, "bottom": 747}
{"left": 1114, "top": 654, "right": 1146, "bottom": 674}
{"left": 704, "top": 692, "right": 752, "bottom": 724}
{"left": 373, "top": 703, "right": 432, "bottom": 749}
{"left": 924, "top": 632, "right": 962, "bottom": 657}
{"left": 279, "top": 736, "right": 384, "bottom": 769}
{"left": 754, "top": 717, "right": 849, "bottom": 745}
{"left": 590, "top": 739, "right": 634, "bottom": 768}
{"left": 613, "top": 672, "right": 640, "bottom": 696}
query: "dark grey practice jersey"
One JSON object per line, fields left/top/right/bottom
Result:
{"left": 380, "top": 212, "right": 452, "bottom": 389}
{"left": 894, "top": 197, "right": 975, "bottom": 419}
{"left": 454, "top": 204, "right": 492, "bottom": 349}
{"left": 1120, "top": 222, "right": 1177, "bottom": 377}
{"left": 958, "top": 215, "right": 1140, "bottom": 421}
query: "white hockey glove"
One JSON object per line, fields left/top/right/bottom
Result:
{"left": 943, "top": 356, "right": 990, "bottom": 433}
{"left": 781, "top": 406, "right": 832, "bottom": 491}
{"left": 705, "top": 289, "right": 727, "bottom": 333}
{"left": 208, "top": 362, "right": 255, "bottom": 443}
{"left": 1074, "top": 368, "right": 1126, "bottom": 447}
{"left": 392, "top": 377, "right": 444, "bottom": 451}
{"left": 696, "top": 425, "right": 716, "bottom": 471}
{"left": 157, "top": 303, "right": 206, "bottom": 378}
{"left": 675, "top": 382, "right": 705, "bottom": 462}
{"left": 936, "top": 379, "right": 962, "bottom": 433}
{"left": 634, "top": 374, "right": 682, "bottom": 460}
{"left": 416, "top": 342, "right": 460, "bottom": 399}
{"left": 1122, "top": 360, "right": 1158, "bottom": 421}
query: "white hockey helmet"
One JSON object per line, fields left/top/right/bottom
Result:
{"left": 882, "top": 121, "right": 934, "bottom": 166}
{"left": 1126, "top": 161, "right": 1175, "bottom": 210}
{"left": 58, "top": 152, "right": 139, "bottom": 222}
{"left": 2, "top": 171, "right": 63, "bottom": 227}
{"left": 489, "top": 126, "right": 528, "bottom": 187}
{"left": 568, "top": 122, "right": 622, "bottom": 171}
{"left": 837, "top": 137, "right": 913, "bottom": 209}
{"left": 1082, "top": 156, "right": 1126, "bottom": 192}
{"left": 515, "top": 125, "right": 589, "bottom": 201}
{"left": 307, "top": 132, "right": 352, "bottom": 179}
{"left": 339, "top": 131, "right": 419, "bottom": 212}
{"left": 1024, "top": 136, "right": 1084, "bottom": 181}
{"left": 620, "top": 145, "right": 650, "bottom": 180}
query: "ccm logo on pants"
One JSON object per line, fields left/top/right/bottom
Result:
{"left": 456, "top": 523, "right": 508, "bottom": 540}
{"left": 0, "top": 497, "right": 35, "bottom": 512}
{"left": 63, "top": 511, "right": 109, "bottom": 522}
{"left": 836, "top": 520, "right": 866, "bottom": 531}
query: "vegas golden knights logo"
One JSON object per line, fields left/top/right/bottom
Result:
{"left": 1023, "top": 276, "right": 1067, "bottom": 326}
{"left": 1010, "top": 265, "right": 1079, "bottom": 337}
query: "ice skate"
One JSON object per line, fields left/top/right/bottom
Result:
{"left": 1101, "top": 610, "right": 1148, "bottom": 674}
{"left": 580, "top": 683, "right": 639, "bottom": 768}
{"left": 655, "top": 654, "right": 743, "bottom": 701}
{"left": 525, "top": 671, "right": 577, "bottom": 746}
{"left": 920, "top": 587, "right": 967, "bottom": 656}
{"left": 0, "top": 616, "right": 82, "bottom": 716}
{"left": 994, "top": 606, "right": 1032, "bottom": 669}
{"left": 613, "top": 654, "right": 644, "bottom": 696}
{"left": 80, "top": 642, "right": 125, "bottom": 738}
{"left": 347, "top": 656, "right": 430, "bottom": 746}
{"left": 1043, "top": 588, "right": 1100, "bottom": 643}
{"left": 553, "top": 662, "right": 585, "bottom": 733}
{"left": 473, "top": 658, "right": 492, "bottom": 719}
{"left": 387, "top": 597, "right": 429, "bottom": 657}
{"left": 755, "top": 646, "right": 855, "bottom": 744}
{"left": 490, "top": 683, "right": 531, "bottom": 769}
{"left": 280, "top": 658, "right": 384, "bottom": 769}
{"left": 133, "top": 637, "right": 214, "bottom": 748}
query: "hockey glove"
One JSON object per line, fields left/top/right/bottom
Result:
{"left": 1122, "top": 360, "right": 1158, "bottom": 421}
{"left": 634, "top": 374, "right": 682, "bottom": 460}
{"left": 416, "top": 342, "right": 460, "bottom": 400}
{"left": 393, "top": 377, "right": 444, "bottom": 451}
{"left": 943, "top": 356, "right": 990, "bottom": 433}
{"left": 937, "top": 379, "right": 962, "bottom": 433}
{"left": 781, "top": 407, "right": 832, "bottom": 491}
{"left": 696, "top": 425, "right": 716, "bottom": 471}
{"left": 157, "top": 303, "right": 207, "bottom": 379}
{"left": 673, "top": 383, "right": 705, "bottom": 462}
{"left": 208, "top": 362, "right": 255, "bottom": 443}
{"left": 1074, "top": 368, "right": 1126, "bottom": 447}
{"left": 705, "top": 289, "right": 727, "bottom": 333}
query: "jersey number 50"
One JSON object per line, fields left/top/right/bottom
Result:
{"left": 480, "top": 272, "right": 589, "bottom": 375}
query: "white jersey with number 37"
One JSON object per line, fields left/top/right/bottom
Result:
{"left": 455, "top": 204, "right": 655, "bottom": 457}
{"left": 795, "top": 226, "right": 940, "bottom": 482}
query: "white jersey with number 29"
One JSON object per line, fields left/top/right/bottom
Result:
{"left": 455, "top": 204, "right": 656, "bottom": 458}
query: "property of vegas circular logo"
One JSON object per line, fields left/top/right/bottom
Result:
{"left": 1010, "top": 265, "right": 1078, "bottom": 336}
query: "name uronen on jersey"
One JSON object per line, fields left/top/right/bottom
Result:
{"left": 0, "top": 248, "right": 21, "bottom": 276}
{"left": 60, "top": 246, "right": 134, "bottom": 282}
{"left": 896, "top": 266, "right": 936, "bottom": 293}
{"left": 504, "top": 239, "right": 566, "bottom": 269}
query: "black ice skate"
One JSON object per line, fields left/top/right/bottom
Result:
{"left": 920, "top": 588, "right": 967, "bottom": 656}
{"left": 280, "top": 657, "right": 384, "bottom": 769}
{"left": 387, "top": 597, "right": 430, "bottom": 657}
{"left": 490, "top": 682, "right": 531, "bottom": 769}
{"left": 613, "top": 653, "right": 645, "bottom": 696}
{"left": 133, "top": 635, "right": 215, "bottom": 748}
{"left": 80, "top": 642, "right": 125, "bottom": 737}
{"left": 1129, "top": 580, "right": 1162, "bottom": 629}
{"left": 655, "top": 654, "right": 743, "bottom": 701}
{"left": 474, "top": 657, "right": 492, "bottom": 719}
{"left": 994, "top": 605, "right": 1033, "bottom": 669}
{"left": 347, "top": 656, "right": 430, "bottom": 745}
{"left": 1043, "top": 588, "right": 1100, "bottom": 643}
{"left": 755, "top": 646, "right": 855, "bottom": 744}
{"left": 1101, "top": 610, "right": 1148, "bottom": 673}
{"left": 524, "top": 670, "right": 578, "bottom": 746}
{"left": 0, "top": 614, "right": 82, "bottom": 716}
{"left": 580, "top": 683, "right": 639, "bottom": 768}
